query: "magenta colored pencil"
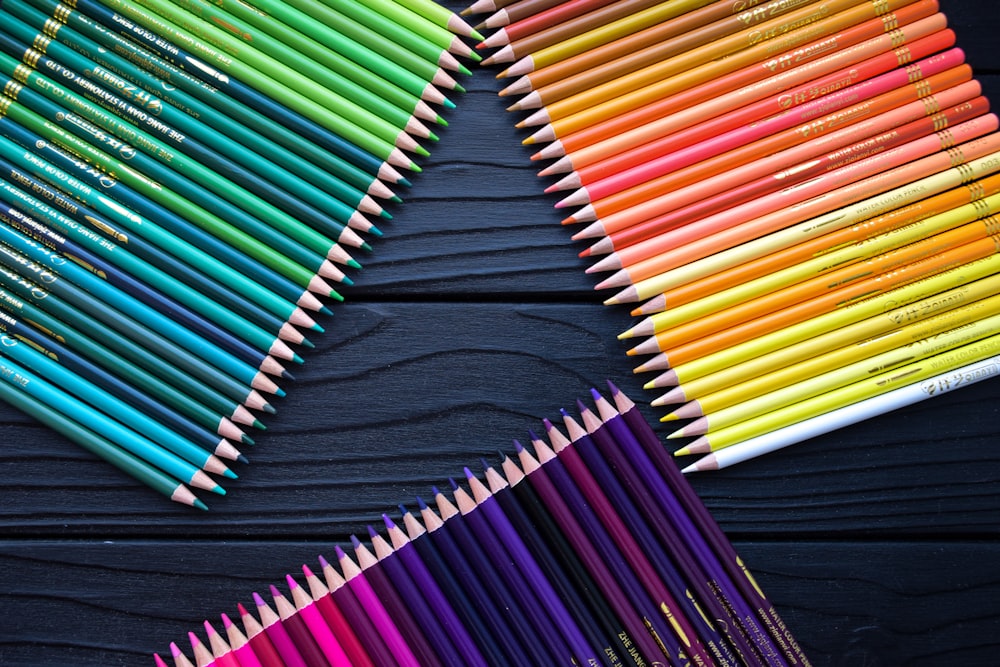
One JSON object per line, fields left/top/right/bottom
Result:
{"left": 170, "top": 641, "right": 197, "bottom": 667}
{"left": 202, "top": 620, "right": 240, "bottom": 667}
{"left": 252, "top": 591, "right": 309, "bottom": 667}
{"left": 187, "top": 631, "right": 216, "bottom": 667}
{"left": 153, "top": 652, "right": 170, "bottom": 667}
{"left": 335, "top": 545, "right": 422, "bottom": 667}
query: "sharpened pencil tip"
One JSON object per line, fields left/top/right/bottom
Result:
{"left": 237, "top": 454, "right": 249, "bottom": 465}
{"left": 194, "top": 499, "right": 209, "bottom": 511}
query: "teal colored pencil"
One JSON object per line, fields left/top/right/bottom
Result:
{"left": 0, "top": 173, "right": 305, "bottom": 361}
{"left": 0, "top": 257, "right": 271, "bottom": 421}
{"left": 0, "top": 283, "right": 257, "bottom": 439}
{"left": 0, "top": 348, "right": 225, "bottom": 495}
{"left": 41, "top": 0, "right": 409, "bottom": 195}
{"left": 1, "top": 330, "right": 237, "bottom": 478}
{"left": 0, "top": 219, "right": 285, "bottom": 396}
{"left": 0, "top": 9, "right": 392, "bottom": 223}
{"left": 0, "top": 109, "right": 338, "bottom": 296}
{"left": 0, "top": 139, "right": 320, "bottom": 342}
{"left": 0, "top": 46, "right": 382, "bottom": 237}
{"left": 0, "top": 59, "right": 371, "bottom": 256}
{"left": 0, "top": 368, "right": 209, "bottom": 509}
{"left": 0, "top": 119, "right": 337, "bottom": 317}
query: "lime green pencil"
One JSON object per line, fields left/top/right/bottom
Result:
{"left": 101, "top": 0, "right": 429, "bottom": 164}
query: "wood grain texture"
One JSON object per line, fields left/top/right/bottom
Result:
{"left": 1, "top": 0, "right": 999, "bottom": 664}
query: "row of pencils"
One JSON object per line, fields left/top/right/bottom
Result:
{"left": 0, "top": 0, "right": 481, "bottom": 507}
{"left": 156, "top": 383, "right": 810, "bottom": 667}
{"left": 469, "top": 0, "right": 1000, "bottom": 470}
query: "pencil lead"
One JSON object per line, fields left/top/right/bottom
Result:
{"left": 350, "top": 534, "right": 363, "bottom": 549}
{"left": 415, "top": 496, "right": 429, "bottom": 510}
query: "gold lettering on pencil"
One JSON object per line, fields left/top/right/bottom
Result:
{"left": 919, "top": 94, "right": 940, "bottom": 116}
{"left": 12, "top": 64, "right": 31, "bottom": 85}
{"left": 23, "top": 48, "right": 42, "bottom": 68}
{"left": 42, "top": 19, "right": 62, "bottom": 39}
{"left": 2, "top": 81, "right": 22, "bottom": 101}
{"left": 85, "top": 216, "right": 128, "bottom": 244}
{"left": 937, "top": 128, "right": 957, "bottom": 149}
{"left": 889, "top": 28, "right": 907, "bottom": 49}
{"left": 872, "top": 0, "right": 890, "bottom": 15}
{"left": 947, "top": 145, "right": 967, "bottom": 168}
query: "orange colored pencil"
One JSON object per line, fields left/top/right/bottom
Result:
{"left": 575, "top": 98, "right": 990, "bottom": 257}
{"left": 590, "top": 130, "right": 1000, "bottom": 289}
{"left": 489, "top": 0, "right": 717, "bottom": 70}
{"left": 481, "top": 0, "right": 666, "bottom": 62}
{"left": 549, "top": 63, "right": 972, "bottom": 196}
{"left": 517, "top": 0, "right": 896, "bottom": 124}
{"left": 525, "top": 13, "right": 949, "bottom": 148}
{"left": 629, "top": 171, "right": 1000, "bottom": 318}
{"left": 610, "top": 150, "right": 1000, "bottom": 310}
{"left": 629, "top": 234, "right": 1000, "bottom": 359}
{"left": 506, "top": 0, "right": 857, "bottom": 110}
{"left": 500, "top": 0, "right": 821, "bottom": 100}
{"left": 623, "top": 218, "right": 1000, "bottom": 343}
{"left": 476, "top": 0, "right": 661, "bottom": 47}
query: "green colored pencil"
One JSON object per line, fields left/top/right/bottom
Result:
{"left": 0, "top": 367, "right": 209, "bottom": 509}
{"left": 98, "top": 0, "right": 429, "bottom": 164}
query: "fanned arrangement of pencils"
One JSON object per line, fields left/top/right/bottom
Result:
{"left": 0, "top": 0, "right": 481, "bottom": 508}
{"left": 474, "top": 0, "right": 1000, "bottom": 471}
{"left": 156, "top": 383, "right": 810, "bottom": 667}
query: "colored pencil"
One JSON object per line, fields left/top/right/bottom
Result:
{"left": 267, "top": 583, "right": 332, "bottom": 667}
{"left": 683, "top": 352, "right": 1000, "bottom": 472}
{"left": 237, "top": 602, "right": 285, "bottom": 667}
{"left": 677, "top": 332, "right": 1000, "bottom": 455}
{"left": 301, "top": 564, "right": 376, "bottom": 667}
{"left": 221, "top": 614, "right": 263, "bottom": 667}
{"left": 202, "top": 620, "right": 241, "bottom": 667}
{"left": 654, "top": 282, "right": 1000, "bottom": 405}
{"left": 320, "top": 554, "right": 399, "bottom": 667}
{"left": 614, "top": 152, "right": 1000, "bottom": 308}
{"left": 595, "top": 134, "right": 1000, "bottom": 291}
{"left": 251, "top": 591, "right": 309, "bottom": 667}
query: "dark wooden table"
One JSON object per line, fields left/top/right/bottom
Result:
{"left": 2, "top": 1, "right": 999, "bottom": 664}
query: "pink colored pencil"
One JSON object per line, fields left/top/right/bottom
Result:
{"left": 578, "top": 98, "right": 990, "bottom": 255}
{"left": 187, "top": 631, "right": 216, "bottom": 667}
{"left": 336, "top": 545, "right": 422, "bottom": 667}
{"left": 220, "top": 613, "right": 263, "bottom": 667}
{"left": 236, "top": 603, "right": 285, "bottom": 667}
{"left": 302, "top": 563, "right": 376, "bottom": 667}
{"left": 592, "top": 132, "right": 1000, "bottom": 289}
{"left": 252, "top": 591, "right": 308, "bottom": 667}
{"left": 170, "top": 641, "right": 197, "bottom": 667}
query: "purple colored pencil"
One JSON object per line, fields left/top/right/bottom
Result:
{"left": 399, "top": 504, "right": 514, "bottom": 666}
{"left": 532, "top": 426, "right": 719, "bottom": 667}
{"left": 481, "top": 458, "right": 633, "bottom": 667}
{"left": 553, "top": 412, "right": 741, "bottom": 667}
{"left": 607, "top": 381, "right": 812, "bottom": 667}
{"left": 252, "top": 591, "right": 309, "bottom": 667}
{"left": 582, "top": 391, "right": 787, "bottom": 667}
{"left": 507, "top": 443, "right": 673, "bottom": 666}
{"left": 464, "top": 466, "right": 606, "bottom": 666}
{"left": 351, "top": 534, "right": 445, "bottom": 667}
{"left": 451, "top": 477, "right": 579, "bottom": 665}
{"left": 269, "top": 584, "right": 332, "bottom": 667}
{"left": 380, "top": 514, "right": 489, "bottom": 667}
{"left": 335, "top": 545, "right": 422, "bottom": 667}
{"left": 434, "top": 486, "right": 559, "bottom": 666}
